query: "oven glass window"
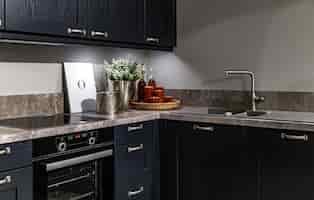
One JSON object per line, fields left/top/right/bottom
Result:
{"left": 47, "top": 162, "right": 96, "bottom": 200}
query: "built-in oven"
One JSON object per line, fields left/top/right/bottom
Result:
{"left": 32, "top": 128, "right": 114, "bottom": 200}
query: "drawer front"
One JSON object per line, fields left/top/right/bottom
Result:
{"left": 115, "top": 171, "right": 152, "bottom": 200}
{"left": 115, "top": 143, "right": 152, "bottom": 175}
{"left": 0, "top": 141, "right": 32, "bottom": 172}
{"left": 168, "top": 121, "right": 244, "bottom": 143}
{"left": 0, "top": 167, "right": 33, "bottom": 200}
{"left": 115, "top": 121, "right": 154, "bottom": 145}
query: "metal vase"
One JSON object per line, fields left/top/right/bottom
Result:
{"left": 110, "top": 80, "right": 138, "bottom": 111}
{"left": 96, "top": 91, "right": 121, "bottom": 115}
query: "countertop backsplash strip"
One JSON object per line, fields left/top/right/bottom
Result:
{"left": 0, "top": 93, "right": 63, "bottom": 120}
{"left": 166, "top": 89, "right": 314, "bottom": 112}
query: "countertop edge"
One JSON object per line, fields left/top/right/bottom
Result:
{"left": 3, "top": 108, "right": 314, "bottom": 145}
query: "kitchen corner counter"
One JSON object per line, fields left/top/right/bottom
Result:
{"left": 3, "top": 107, "right": 314, "bottom": 145}
{"left": 161, "top": 107, "right": 314, "bottom": 132}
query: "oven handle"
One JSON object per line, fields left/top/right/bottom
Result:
{"left": 46, "top": 149, "right": 112, "bottom": 172}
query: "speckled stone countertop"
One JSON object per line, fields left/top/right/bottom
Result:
{"left": 3, "top": 107, "right": 314, "bottom": 145}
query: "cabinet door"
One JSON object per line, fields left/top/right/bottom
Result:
{"left": 178, "top": 122, "right": 257, "bottom": 200}
{"left": 144, "top": 0, "right": 176, "bottom": 47}
{"left": 87, "top": 0, "right": 110, "bottom": 41}
{"left": 6, "top": 0, "right": 87, "bottom": 38}
{"left": 0, "top": 167, "right": 33, "bottom": 200}
{"left": 159, "top": 120, "right": 178, "bottom": 200}
{"left": 0, "top": 0, "right": 3, "bottom": 30}
{"left": 259, "top": 129, "right": 314, "bottom": 200}
{"left": 109, "top": 0, "right": 144, "bottom": 43}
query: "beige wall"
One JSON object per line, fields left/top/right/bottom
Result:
{"left": 148, "top": 0, "right": 314, "bottom": 92}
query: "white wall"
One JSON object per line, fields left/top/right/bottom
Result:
{"left": 148, "top": 0, "right": 314, "bottom": 92}
{"left": 0, "top": 48, "right": 148, "bottom": 95}
{"left": 0, "top": 62, "right": 62, "bottom": 95}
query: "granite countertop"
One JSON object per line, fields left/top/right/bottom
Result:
{"left": 3, "top": 107, "right": 314, "bottom": 145}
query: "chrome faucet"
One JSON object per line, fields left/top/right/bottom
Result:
{"left": 224, "top": 70, "right": 264, "bottom": 112}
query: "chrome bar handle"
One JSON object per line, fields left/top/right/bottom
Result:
{"left": 146, "top": 37, "right": 160, "bottom": 43}
{"left": 91, "top": 31, "right": 108, "bottom": 38}
{"left": 67, "top": 28, "right": 87, "bottom": 36}
{"left": 128, "top": 186, "right": 144, "bottom": 197}
{"left": 0, "top": 19, "right": 2, "bottom": 27}
{"left": 193, "top": 124, "right": 215, "bottom": 132}
{"left": 128, "top": 144, "right": 144, "bottom": 153}
{"left": 128, "top": 124, "right": 143, "bottom": 132}
{"left": 281, "top": 133, "right": 309, "bottom": 141}
{"left": 0, "top": 176, "right": 11, "bottom": 186}
{"left": 0, "top": 147, "right": 11, "bottom": 156}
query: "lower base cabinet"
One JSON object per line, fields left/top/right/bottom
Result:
{"left": 255, "top": 128, "right": 314, "bottom": 200}
{"left": 0, "top": 166, "right": 33, "bottom": 200}
{"left": 160, "top": 121, "right": 258, "bottom": 200}
{"left": 114, "top": 121, "right": 155, "bottom": 200}
{"left": 160, "top": 120, "right": 314, "bottom": 200}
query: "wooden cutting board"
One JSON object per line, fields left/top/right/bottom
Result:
{"left": 130, "top": 100, "right": 181, "bottom": 110}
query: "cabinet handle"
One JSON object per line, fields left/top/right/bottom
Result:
{"left": 91, "top": 31, "right": 109, "bottom": 38}
{"left": 67, "top": 28, "right": 87, "bottom": 36}
{"left": 128, "top": 144, "right": 144, "bottom": 153}
{"left": 0, "top": 19, "right": 2, "bottom": 27}
{"left": 128, "top": 186, "right": 144, "bottom": 197}
{"left": 0, "top": 176, "right": 11, "bottom": 186}
{"left": 0, "top": 147, "right": 11, "bottom": 156}
{"left": 146, "top": 37, "right": 160, "bottom": 43}
{"left": 128, "top": 124, "right": 143, "bottom": 132}
{"left": 193, "top": 125, "right": 215, "bottom": 132}
{"left": 281, "top": 133, "right": 309, "bottom": 141}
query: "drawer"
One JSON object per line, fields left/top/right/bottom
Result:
{"left": 115, "top": 171, "right": 152, "bottom": 200}
{"left": 114, "top": 121, "right": 153, "bottom": 145}
{"left": 127, "top": 175, "right": 152, "bottom": 200}
{"left": 115, "top": 143, "right": 153, "bottom": 174}
{"left": 169, "top": 121, "right": 244, "bottom": 143}
{"left": 0, "top": 141, "right": 32, "bottom": 172}
{"left": 0, "top": 166, "right": 33, "bottom": 200}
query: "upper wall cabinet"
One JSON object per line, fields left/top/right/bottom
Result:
{"left": 6, "top": 0, "right": 87, "bottom": 38}
{"left": 0, "top": 0, "right": 3, "bottom": 30}
{"left": 87, "top": 0, "right": 110, "bottom": 41}
{"left": 3, "top": 0, "right": 176, "bottom": 50}
{"left": 144, "top": 0, "right": 176, "bottom": 47}
{"left": 109, "top": 0, "right": 144, "bottom": 43}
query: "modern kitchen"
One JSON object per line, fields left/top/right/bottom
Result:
{"left": 0, "top": 0, "right": 313, "bottom": 200}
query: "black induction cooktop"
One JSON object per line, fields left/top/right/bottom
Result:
{"left": 0, "top": 114, "right": 106, "bottom": 130}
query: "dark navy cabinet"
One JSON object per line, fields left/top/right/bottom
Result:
{"left": 109, "top": 0, "right": 144, "bottom": 44}
{"left": 144, "top": 0, "right": 176, "bottom": 47}
{"left": 6, "top": 0, "right": 87, "bottom": 38}
{"left": 252, "top": 128, "right": 314, "bottom": 200}
{"left": 0, "top": 141, "right": 33, "bottom": 200}
{"left": 114, "top": 121, "right": 157, "bottom": 200}
{"left": 0, "top": 167, "right": 33, "bottom": 200}
{"left": 160, "top": 120, "right": 258, "bottom": 200}
{"left": 3, "top": 0, "right": 176, "bottom": 49}
{"left": 87, "top": 0, "right": 110, "bottom": 41}
{"left": 0, "top": 0, "right": 3, "bottom": 30}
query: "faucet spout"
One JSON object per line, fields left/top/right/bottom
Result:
{"left": 224, "top": 70, "right": 263, "bottom": 112}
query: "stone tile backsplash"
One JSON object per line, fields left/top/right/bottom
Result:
{"left": 2, "top": 89, "right": 314, "bottom": 120}
{"left": 166, "top": 89, "right": 314, "bottom": 112}
{"left": 0, "top": 93, "right": 63, "bottom": 120}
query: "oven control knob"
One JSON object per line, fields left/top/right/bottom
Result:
{"left": 57, "top": 142, "right": 67, "bottom": 152}
{"left": 88, "top": 137, "right": 96, "bottom": 145}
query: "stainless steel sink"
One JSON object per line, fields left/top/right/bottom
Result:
{"left": 208, "top": 108, "right": 245, "bottom": 116}
{"left": 246, "top": 110, "right": 268, "bottom": 117}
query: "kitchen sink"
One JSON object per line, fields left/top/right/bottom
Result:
{"left": 208, "top": 108, "right": 245, "bottom": 116}
{"left": 246, "top": 110, "right": 268, "bottom": 117}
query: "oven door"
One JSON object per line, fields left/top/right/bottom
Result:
{"left": 34, "top": 147, "right": 113, "bottom": 200}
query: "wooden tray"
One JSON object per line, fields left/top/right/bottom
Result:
{"left": 130, "top": 100, "right": 181, "bottom": 110}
